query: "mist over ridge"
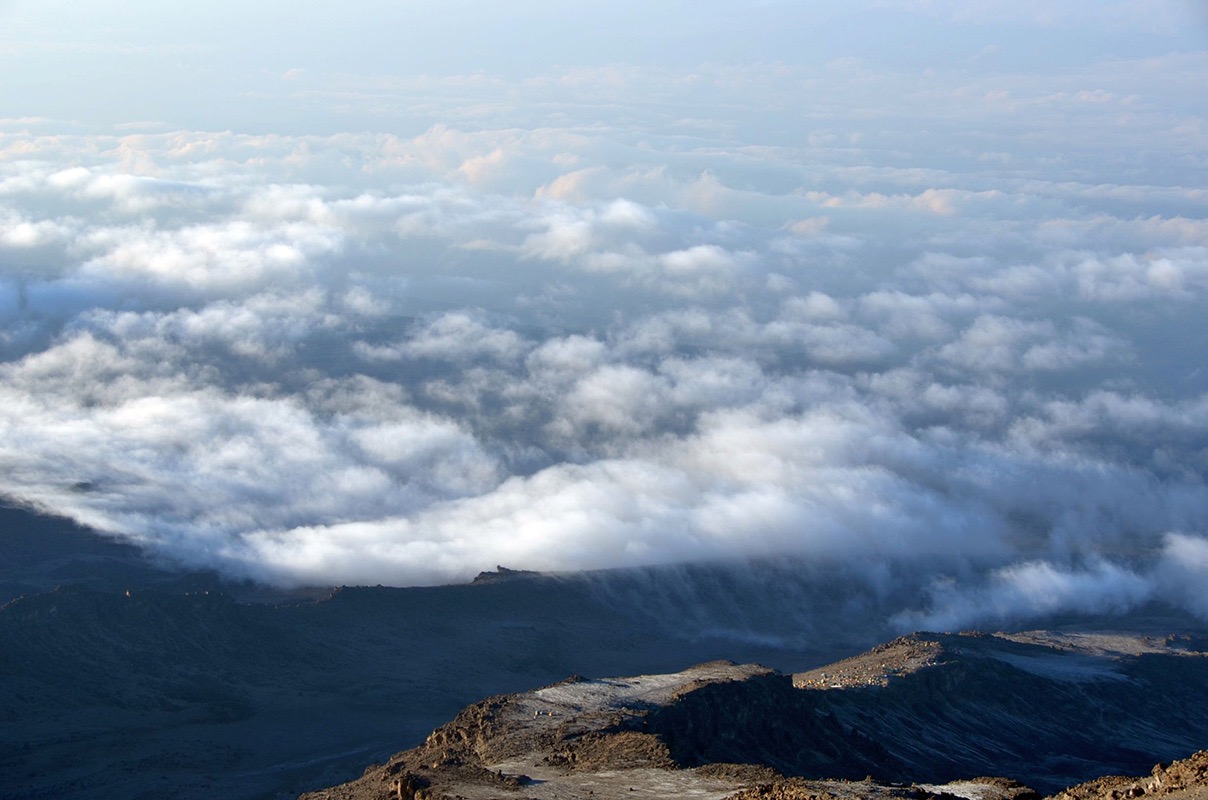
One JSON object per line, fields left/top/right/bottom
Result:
{"left": 1, "top": 1, "right": 1207, "bottom": 631}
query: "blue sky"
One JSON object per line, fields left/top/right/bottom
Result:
{"left": 3, "top": 1, "right": 1205, "bottom": 127}
{"left": 1, "top": 1, "right": 1207, "bottom": 628}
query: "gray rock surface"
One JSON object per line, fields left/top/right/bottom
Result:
{"left": 302, "top": 632, "right": 1208, "bottom": 800}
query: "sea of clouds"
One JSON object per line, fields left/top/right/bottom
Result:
{"left": 1, "top": 1, "right": 1207, "bottom": 629}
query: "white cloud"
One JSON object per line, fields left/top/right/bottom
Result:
{"left": 1156, "top": 533, "right": 1208, "bottom": 617}
{"left": 0, "top": 211, "right": 73, "bottom": 249}
{"left": 358, "top": 311, "right": 530, "bottom": 364}
{"left": 0, "top": 12, "right": 1205, "bottom": 631}
{"left": 857, "top": 291, "right": 987, "bottom": 341}
{"left": 893, "top": 559, "right": 1154, "bottom": 631}
{"left": 935, "top": 315, "right": 1127, "bottom": 373}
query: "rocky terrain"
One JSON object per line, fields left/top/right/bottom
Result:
{"left": 0, "top": 505, "right": 916, "bottom": 800}
{"left": 5, "top": 505, "right": 1208, "bottom": 800}
{"left": 303, "top": 631, "right": 1208, "bottom": 800}
{"left": 1053, "top": 751, "right": 1208, "bottom": 800}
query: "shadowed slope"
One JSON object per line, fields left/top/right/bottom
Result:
{"left": 305, "top": 631, "right": 1208, "bottom": 800}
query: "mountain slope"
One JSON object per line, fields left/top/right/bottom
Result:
{"left": 803, "top": 632, "right": 1208, "bottom": 792}
{"left": 0, "top": 567, "right": 891, "bottom": 800}
{"left": 303, "top": 631, "right": 1208, "bottom": 800}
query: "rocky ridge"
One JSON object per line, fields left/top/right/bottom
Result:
{"left": 302, "top": 630, "right": 1208, "bottom": 800}
{"left": 1053, "top": 751, "right": 1208, "bottom": 800}
{"left": 301, "top": 661, "right": 910, "bottom": 800}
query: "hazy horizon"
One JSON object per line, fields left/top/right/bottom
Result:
{"left": 2, "top": 1, "right": 1207, "bottom": 631}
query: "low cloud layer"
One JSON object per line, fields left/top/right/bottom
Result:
{"left": 1, "top": 2, "right": 1207, "bottom": 629}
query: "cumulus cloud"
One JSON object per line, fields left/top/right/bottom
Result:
{"left": 1156, "top": 533, "right": 1208, "bottom": 617}
{"left": 892, "top": 560, "right": 1155, "bottom": 632}
{"left": 934, "top": 315, "right": 1127, "bottom": 373}
{"left": 896, "top": 531, "right": 1208, "bottom": 631}
{"left": 357, "top": 311, "right": 530, "bottom": 364}
{"left": 0, "top": 4, "right": 1205, "bottom": 632}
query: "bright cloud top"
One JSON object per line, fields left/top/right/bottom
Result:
{"left": 1, "top": 1, "right": 1207, "bottom": 627}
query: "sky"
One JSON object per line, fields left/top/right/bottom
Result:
{"left": 1, "top": 1, "right": 1207, "bottom": 629}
